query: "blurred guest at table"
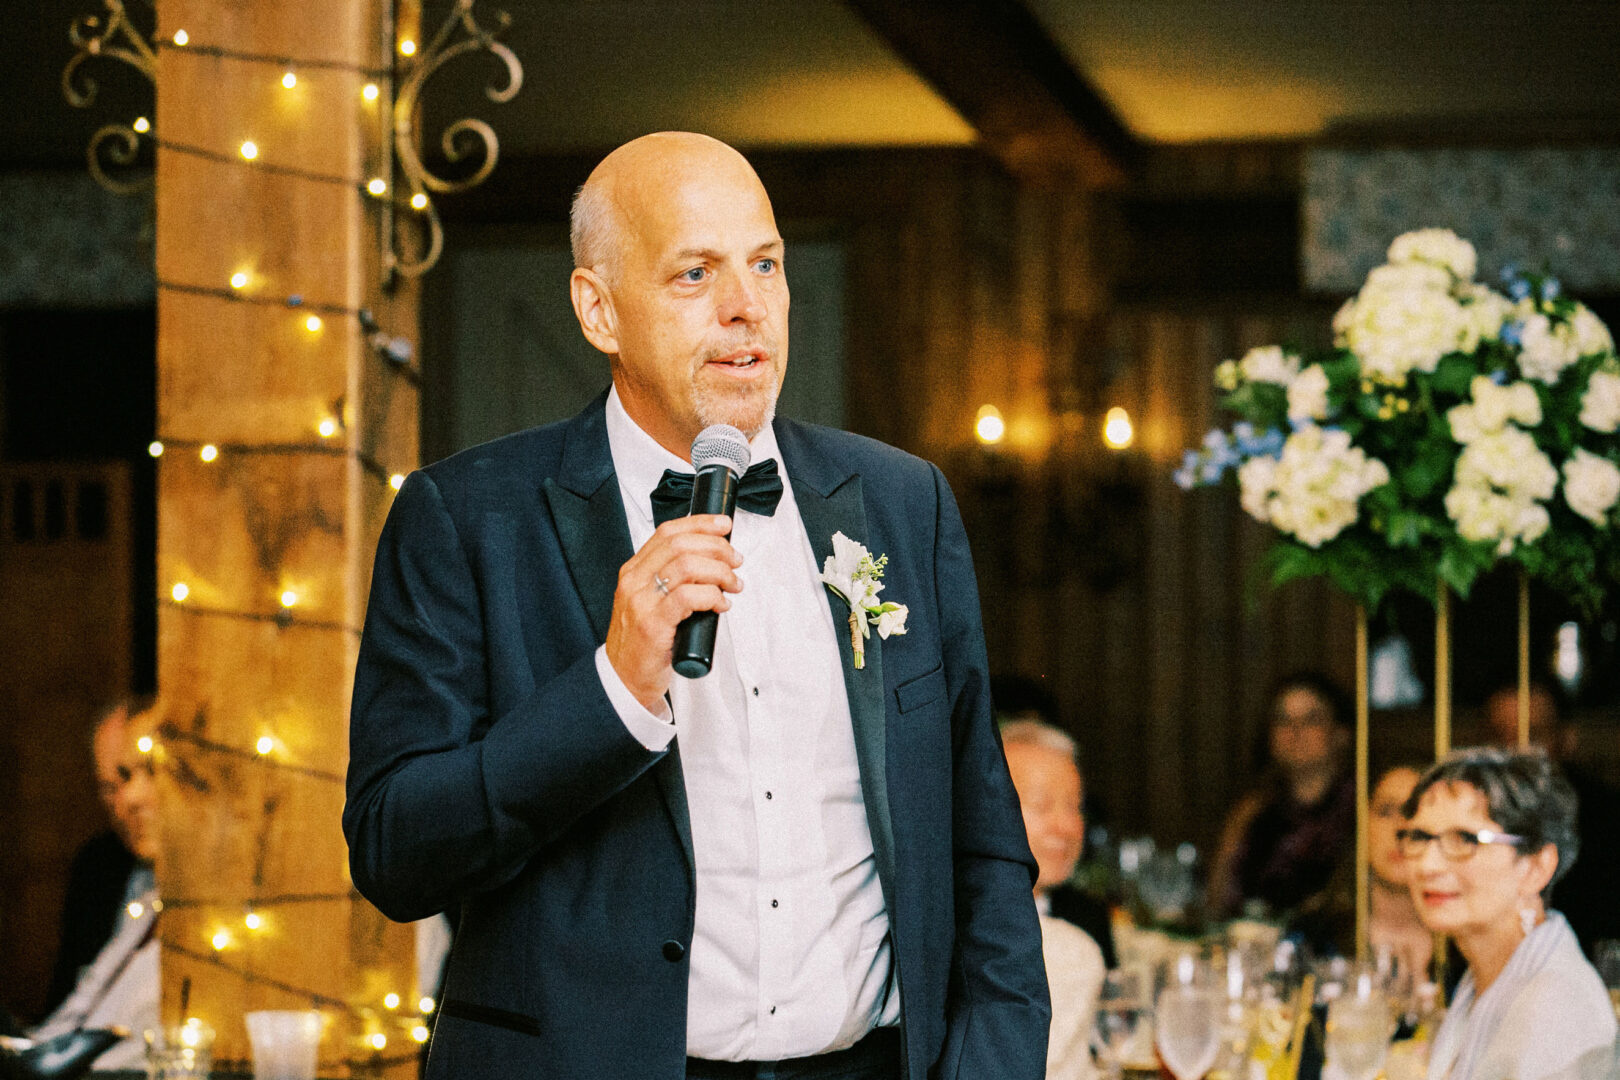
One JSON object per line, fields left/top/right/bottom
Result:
{"left": 28, "top": 698, "right": 161, "bottom": 1070}
{"left": 992, "top": 677, "right": 1116, "bottom": 967}
{"left": 1002, "top": 719, "right": 1105, "bottom": 1080}
{"left": 1210, "top": 672, "right": 1356, "bottom": 922}
{"left": 1402, "top": 747, "right": 1616, "bottom": 1080}
{"left": 1293, "top": 759, "right": 1434, "bottom": 982}
{"left": 1483, "top": 680, "right": 1620, "bottom": 959}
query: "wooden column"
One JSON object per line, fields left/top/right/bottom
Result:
{"left": 154, "top": 0, "right": 419, "bottom": 1072}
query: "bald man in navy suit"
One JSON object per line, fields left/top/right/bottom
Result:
{"left": 344, "top": 132, "right": 1048, "bottom": 1080}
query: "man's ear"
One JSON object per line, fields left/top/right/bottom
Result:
{"left": 570, "top": 267, "right": 620, "bottom": 356}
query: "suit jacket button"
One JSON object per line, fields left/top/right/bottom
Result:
{"left": 662, "top": 940, "right": 686, "bottom": 962}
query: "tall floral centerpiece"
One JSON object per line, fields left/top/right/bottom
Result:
{"left": 1178, "top": 228, "right": 1620, "bottom": 614}
{"left": 1179, "top": 227, "right": 1620, "bottom": 959}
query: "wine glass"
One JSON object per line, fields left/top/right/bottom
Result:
{"left": 1092, "top": 970, "right": 1150, "bottom": 1080}
{"left": 1155, "top": 961, "right": 1222, "bottom": 1080}
{"left": 1324, "top": 973, "right": 1391, "bottom": 1080}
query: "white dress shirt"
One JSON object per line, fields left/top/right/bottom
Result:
{"left": 593, "top": 387, "right": 899, "bottom": 1060}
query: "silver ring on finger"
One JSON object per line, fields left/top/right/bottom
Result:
{"left": 653, "top": 573, "right": 671, "bottom": 596}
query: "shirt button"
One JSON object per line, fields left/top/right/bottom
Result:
{"left": 771, "top": 899, "right": 779, "bottom": 908}
{"left": 764, "top": 791, "right": 772, "bottom": 800}
{"left": 752, "top": 687, "right": 760, "bottom": 696}
{"left": 661, "top": 940, "right": 686, "bottom": 962}
{"left": 769, "top": 1006, "right": 777, "bottom": 1015}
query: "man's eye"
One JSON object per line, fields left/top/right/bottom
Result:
{"left": 754, "top": 258, "right": 777, "bottom": 274}
{"left": 679, "top": 267, "right": 706, "bottom": 283}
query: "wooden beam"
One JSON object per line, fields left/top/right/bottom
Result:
{"left": 842, "top": 0, "right": 1138, "bottom": 187}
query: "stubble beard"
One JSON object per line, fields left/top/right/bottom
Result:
{"left": 691, "top": 358, "right": 782, "bottom": 439}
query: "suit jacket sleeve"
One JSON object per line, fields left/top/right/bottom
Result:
{"left": 929, "top": 464, "right": 1052, "bottom": 1079}
{"left": 343, "top": 470, "right": 664, "bottom": 922}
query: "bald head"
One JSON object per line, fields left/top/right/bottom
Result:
{"left": 567, "top": 132, "right": 789, "bottom": 457}
{"left": 570, "top": 132, "right": 767, "bottom": 284}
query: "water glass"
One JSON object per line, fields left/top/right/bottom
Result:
{"left": 1155, "top": 983, "right": 1222, "bottom": 1080}
{"left": 1092, "top": 969, "right": 1152, "bottom": 1079}
{"left": 1325, "top": 988, "right": 1391, "bottom": 1080}
{"left": 245, "top": 1010, "right": 322, "bottom": 1080}
{"left": 1593, "top": 939, "right": 1620, "bottom": 1019}
{"left": 144, "top": 1019, "right": 214, "bottom": 1080}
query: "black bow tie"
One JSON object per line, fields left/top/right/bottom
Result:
{"left": 650, "top": 459, "right": 784, "bottom": 526}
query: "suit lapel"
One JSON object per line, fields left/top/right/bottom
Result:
{"left": 779, "top": 421, "right": 898, "bottom": 915}
{"left": 541, "top": 394, "right": 694, "bottom": 875}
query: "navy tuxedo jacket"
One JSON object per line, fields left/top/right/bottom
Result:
{"left": 344, "top": 395, "right": 1049, "bottom": 1080}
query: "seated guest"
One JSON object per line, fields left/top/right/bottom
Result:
{"left": 1210, "top": 672, "right": 1356, "bottom": 921}
{"left": 29, "top": 699, "right": 161, "bottom": 1070}
{"left": 1293, "top": 760, "right": 1434, "bottom": 983}
{"left": 1001, "top": 719, "right": 1105, "bottom": 1080}
{"left": 1402, "top": 748, "right": 1616, "bottom": 1079}
{"left": 42, "top": 698, "right": 158, "bottom": 1016}
{"left": 1483, "top": 680, "right": 1620, "bottom": 958}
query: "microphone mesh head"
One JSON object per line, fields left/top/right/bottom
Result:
{"left": 690, "top": 424, "right": 751, "bottom": 478}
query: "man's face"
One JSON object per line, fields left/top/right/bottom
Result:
{"left": 578, "top": 141, "right": 789, "bottom": 458}
{"left": 1004, "top": 742, "right": 1085, "bottom": 894}
{"left": 93, "top": 708, "right": 158, "bottom": 861}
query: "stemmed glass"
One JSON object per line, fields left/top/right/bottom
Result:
{"left": 1092, "top": 969, "right": 1151, "bottom": 1080}
{"left": 1593, "top": 940, "right": 1620, "bottom": 1020}
{"left": 1324, "top": 969, "right": 1392, "bottom": 1080}
{"left": 1155, "top": 957, "right": 1222, "bottom": 1080}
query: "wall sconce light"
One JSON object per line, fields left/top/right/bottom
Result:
{"left": 974, "top": 405, "right": 1006, "bottom": 446}
{"left": 1102, "top": 406, "right": 1134, "bottom": 451}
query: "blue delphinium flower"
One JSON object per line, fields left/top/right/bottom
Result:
{"left": 1502, "top": 321, "right": 1524, "bottom": 347}
{"left": 1507, "top": 277, "right": 1532, "bottom": 302}
{"left": 1489, "top": 369, "right": 1508, "bottom": 385}
{"left": 1173, "top": 450, "right": 1199, "bottom": 491}
{"left": 1541, "top": 277, "right": 1561, "bottom": 301}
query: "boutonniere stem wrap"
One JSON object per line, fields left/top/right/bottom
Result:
{"left": 820, "top": 531, "right": 908, "bottom": 669}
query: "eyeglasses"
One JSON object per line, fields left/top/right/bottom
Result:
{"left": 1395, "top": 827, "right": 1524, "bottom": 860}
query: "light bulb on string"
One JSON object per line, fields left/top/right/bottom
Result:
{"left": 230, "top": 272, "right": 249, "bottom": 290}
{"left": 133, "top": 117, "right": 150, "bottom": 134}
{"left": 148, "top": 441, "right": 164, "bottom": 458}
{"left": 137, "top": 735, "right": 154, "bottom": 753}
{"left": 256, "top": 736, "right": 274, "bottom": 755}
{"left": 128, "top": 901, "right": 145, "bottom": 919}
{"left": 244, "top": 910, "right": 263, "bottom": 930}
{"left": 418, "top": 997, "right": 435, "bottom": 1015}
{"left": 974, "top": 405, "right": 1005, "bottom": 445}
{"left": 239, "top": 141, "right": 259, "bottom": 161}
{"left": 389, "top": 474, "right": 406, "bottom": 491}
{"left": 171, "top": 582, "right": 191, "bottom": 602}
{"left": 172, "top": 29, "right": 189, "bottom": 46}
{"left": 317, "top": 417, "right": 339, "bottom": 439}
{"left": 280, "top": 589, "right": 300, "bottom": 608}
{"left": 304, "top": 315, "right": 323, "bottom": 333}
{"left": 367, "top": 178, "right": 388, "bottom": 197}
{"left": 281, "top": 71, "right": 297, "bottom": 89}
{"left": 370, "top": 1033, "right": 388, "bottom": 1051}
{"left": 411, "top": 1026, "right": 430, "bottom": 1044}
{"left": 384, "top": 993, "right": 400, "bottom": 1010}
{"left": 1102, "top": 406, "right": 1134, "bottom": 450}
{"left": 211, "top": 929, "right": 231, "bottom": 951}
{"left": 362, "top": 83, "right": 380, "bottom": 102}
{"left": 410, "top": 192, "right": 428, "bottom": 211}
{"left": 200, "top": 444, "right": 219, "bottom": 462}
{"left": 398, "top": 39, "right": 416, "bottom": 56}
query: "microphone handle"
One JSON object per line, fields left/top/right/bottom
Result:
{"left": 671, "top": 464, "right": 740, "bottom": 678}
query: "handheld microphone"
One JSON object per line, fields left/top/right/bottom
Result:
{"left": 671, "top": 424, "right": 751, "bottom": 678}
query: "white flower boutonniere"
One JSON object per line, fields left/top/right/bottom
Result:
{"left": 820, "top": 531, "right": 908, "bottom": 670}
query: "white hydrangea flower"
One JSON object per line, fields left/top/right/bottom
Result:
{"left": 1562, "top": 448, "right": 1620, "bottom": 526}
{"left": 1444, "top": 427, "right": 1558, "bottom": 553}
{"left": 1456, "top": 284, "right": 1514, "bottom": 350}
{"left": 1287, "top": 364, "right": 1331, "bottom": 422}
{"left": 1214, "top": 360, "right": 1241, "bottom": 391}
{"left": 1579, "top": 370, "right": 1620, "bottom": 433}
{"left": 1238, "top": 426, "right": 1389, "bottom": 547}
{"left": 1387, "top": 228, "right": 1478, "bottom": 281}
{"left": 1446, "top": 376, "right": 1541, "bottom": 444}
{"left": 1335, "top": 268, "right": 1470, "bottom": 384}
{"left": 1517, "top": 309, "right": 1583, "bottom": 383}
{"left": 1570, "top": 304, "right": 1614, "bottom": 357}
{"left": 1238, "top": 345, "right": 1301, "bottom": 386}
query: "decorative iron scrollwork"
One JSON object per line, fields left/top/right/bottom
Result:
{"left": 62, "top": 0, "right": 156, "bottom": 195}
{"left": 387, "top": 0, "right": 523, "bottom": 279}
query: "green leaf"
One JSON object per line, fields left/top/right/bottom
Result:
{"left": 1430, "top": 354, "right": 1477, "bottom": 396}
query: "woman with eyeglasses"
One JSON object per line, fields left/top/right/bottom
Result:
{"left": 1400, "top": 747, "right": 1616, "bottom": 1079}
